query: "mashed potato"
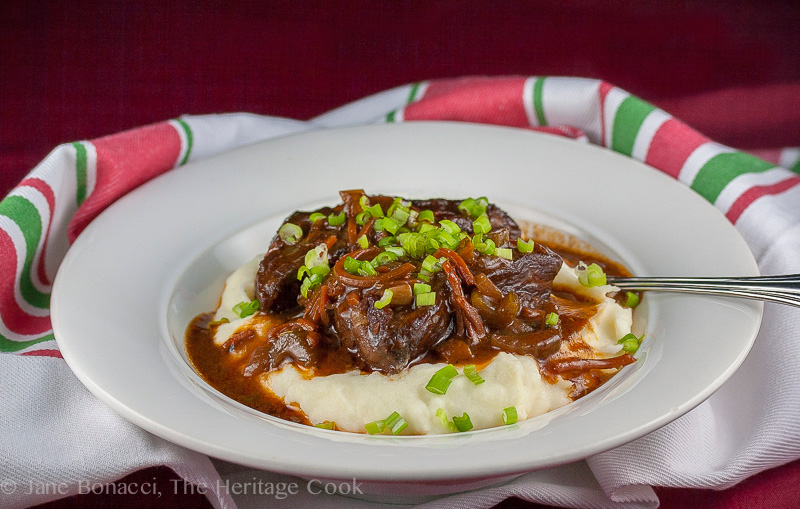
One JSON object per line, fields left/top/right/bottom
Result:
{"left": 212, "top": 256, "right": 633, "bottom": 434}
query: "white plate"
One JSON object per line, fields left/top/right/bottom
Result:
{"left": 52, "top": 122, "right": 762, "bottom": 493}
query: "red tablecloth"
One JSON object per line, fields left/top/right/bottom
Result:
{"left": 4, "top": 2, "right": 799, "bottom": 508}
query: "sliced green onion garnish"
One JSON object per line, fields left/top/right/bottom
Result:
{"left": 458, "top": 197, "right": 488, "bottom": 218}
{"left": 304, "top": 244, "right": 328, "bottom": 268}
{"left": 502, "top": 406, "right": 518, "bottom": 425}
{"left": 384, "top": 246, "right": 406, "bottom": 257}
{"left": 618, "top": 333, "right": 643, "bottom": 354}
{"left": 309, "top": 264, "right": 330, "bottom": 276}
{"left": 391, "top": 206, "right": 410, "bottom": 225}
{"left": 577, "top": 262, "right": 607, "bottom": 287}
{"left": 343, "top": 256, "right": 360, "bottom": 274}
{"left": 417, "top": 271, "right": 431, "bottom": 282}
{"left": 425, "top": 373, "right": 453, "bottom": 395}
{"left": 418, "top": 223, "right": 436, "bottom": 234}
{"left": 463, "top": 364, "right": 485, "bottom": 385}
{"left": 384, "top": 411, "right": 408, "bottom": 435}
{"left": 356, "top": 210, "right": 370, "bottom": 226}
{"left": 378, "top": 236, "right": 397, "bottom": 247}
{"left": 436, "top": 408, "right": 457, "bottom": 432}
{"left": 209, "top": 317, "right": 229, "bottom": 326}
{"left": 496, "top": 248, "right": 513, "bottom": 260}
{"left": 357, "top": 234, "right": 369, "bottom": 249}
{"left": 381, "top": 217, "right": 402, "bottom": 235}
{"left": 545, "top": 312, "right": 559, "bottom": 326}
{"left": 437, "top": 364, "right": 458, "bottom": 379}
{"left": 439, "top": 219, "right": 461, "bottom": 235}
{"left": 418, "top": 209, "right": 434, "bottom": 223}
{"left": 327, "top": 211, "right": 346, "bottom": 226}
{"left": 436, "top": 230, "right": 459, "bottom": 250}
{"left": 309, "top": 212, "right": 326, "bottom": 223}
{"left": 372, "top": 251, "right": 398, "bottom": 266}
{"left": 359, "top": 195, "right": 371, "bottom": 211}
{"left": 278, "top": 223, "right": 303, "bottom": 245}
{"left": 374, "top": 289, "right": 394, "bottom": 309}
{"left": 425, "top": 364, "right": 458, "bottom": 394}
{"left": 453, "top": 412, "right": 473, "bottom": 432}
{"left": 368, "top": 203, "right": 384, "bottom": 218}
{"left": 416, "top": 291, "right": 436, "bottom": 307}
{"left": 517, "top": 238, "right": 535, "bottom": 253}
{"left": 297, "top": 265, "right": 310, "bottom": 281}
{"left": 421, "top": 254, "right": 440, "bottom": 273}
{"left": 472, "top": 213, "right": 491, "bottom": 235}
{"left": 624, "top": 291, "right": 640, "bottom": 308}
{"left": 357, "top": 261, "right": 377, "bottom": 277}
{"left": 473, "top": 234, "right": 496, "bottom": 255}
{"left": 413, "top": 283, "right": 431, "bottom": 295}
{"left": 232, "top": 299, "right": 260, "bottom": 318}
{"left": 364, "top": 420, "right": 386, "bottom": 435}
{"left": 315, "top": 421, "right": 335, "bottom": 430}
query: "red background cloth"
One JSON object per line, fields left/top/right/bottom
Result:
{"left": 3, "top": 1, "right": 799, "bottom": 508}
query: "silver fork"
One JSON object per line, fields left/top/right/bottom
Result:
{"left": 605, "top": 274, "right": 800, "bottom": 308}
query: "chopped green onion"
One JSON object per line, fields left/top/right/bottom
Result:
{"left": 296, "top": 265, "right": 310, "bottom": 281}
{"left": 436, "top": 230, "right": 459, "bottom": 250}
{"left": 517, "top": 238, "right": 535, "bottom": 253}
{"left": 384, "top": 411, "right": 408, "bottom": 435}
{"left": 416, "top": 291, "right": 436, "bottom": 307}
{"left": 439, "top": 219, "right": 461, "bottom": 235}
{"left": 372, "top": 251, "right": 398, "bottom": 266}
{"left": 343, "top": 256, "right": 361, "bottom": 274}
{"left": 421, "top": 255, "right": 441, "bottom": 273}
{"left": 473, "top": 234, "right": 496, "bottom": 255}
{"left": 315, "top": 421, "right": 335, "bottom": 430}
{"left": 304, "top": 244, "right": 328, "bottom": 268}
{"left": 425, "top": 373, "right": 453, "bottom": 395}
{"left": 232, "top": 299, "right": 260, "bottom": 318}
{"left": 368, "top": 203, "right": 384, "bottom": 218}
{"left": 463, "top": 364, "right": 485, "bottom": 385}
{"left": 327, "top": 211, "right": 346, "bottom": 226}
{"left": 436, "top": 408, "right": 457, "bottom": 432}
{"left": 309, "top": 264, "right": 330, "bottom": 277}
{"left": 359, "top": 195, "right": 371, "bottom": 211}
{"left": 458, "top": 197, "right": 488, "bottom": 218}
{"left": 309, "top": 212, "right": 326, "bottom": 223}
{"left": 545, "top": 312, "right": 559, "bottom": 326}
{"left": 378, "top": 236, "right": 397, "bottom": 247}
{"left": 417, "top": 271, "right": 431, "bottom": 282}
{"left": 418, "top": 223, "right": 436, "bottom": 234}
{"left": 384, "top": 246, "right": 406, "bottom": 257}
{"left": 576, "top": 262, "right": 607, "bottom": 287}
{"left": 425, "top": 364, "right": 458, "bottom": 394}
{"left": 418, "top": 209, "right": 434, "bottom": 223}
{"left": 374, "top": 289, "right": 394, "bottom": 309}
{"left": 278, "top": 223, "right": 303, "bottom": 245}
{"left": 413, "top": 283, "right": 431, "bottom": 295}
{"left": 357, "top": 261, "right": 377, "bottom": 277}
{"left": 391, "top": 208, "right": 410, "bottom": 225}
{"left": 624, "top": 291, "right": 640, "bottom": 308}
{"left": 502, "top": 406, "right": 518, "bottom": 425}
{"left": 357, "top": 234, "right": 369, "bottom": 249}
{"left": 472, "top": 213, "right": 491, "bottom": 234}
{"left": 300, "top": 273, "right": 324, "bottom": 298}
{"left": 452, "top": 412, "right": 474, "bottom": 432}
{"left": 209, "top": 317, "right": 229, "bottom": 326}
{"left": 364, "top": 420, "right": 386, "bottom": 435}
{"left": 436, "top": 364, "right": 459, "bottom": 379}
{"left": 381, "top": 217, "right": 402, "bottom": 235}
{"left": 356, "top": 211, "right": 370, "bottom": 226}
{"left": 496, "top": 248, "right": 513, "bottom": 260}
{"left": 618, "top": 333, "right": 644, "bottom": 354}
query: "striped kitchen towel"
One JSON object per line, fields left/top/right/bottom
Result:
{"left": 1, "top": 76, "right": 799, "bottom": 508}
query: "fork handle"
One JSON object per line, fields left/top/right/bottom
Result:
{"left": 605, "top": 274, "right": 800, "bottom": 308}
